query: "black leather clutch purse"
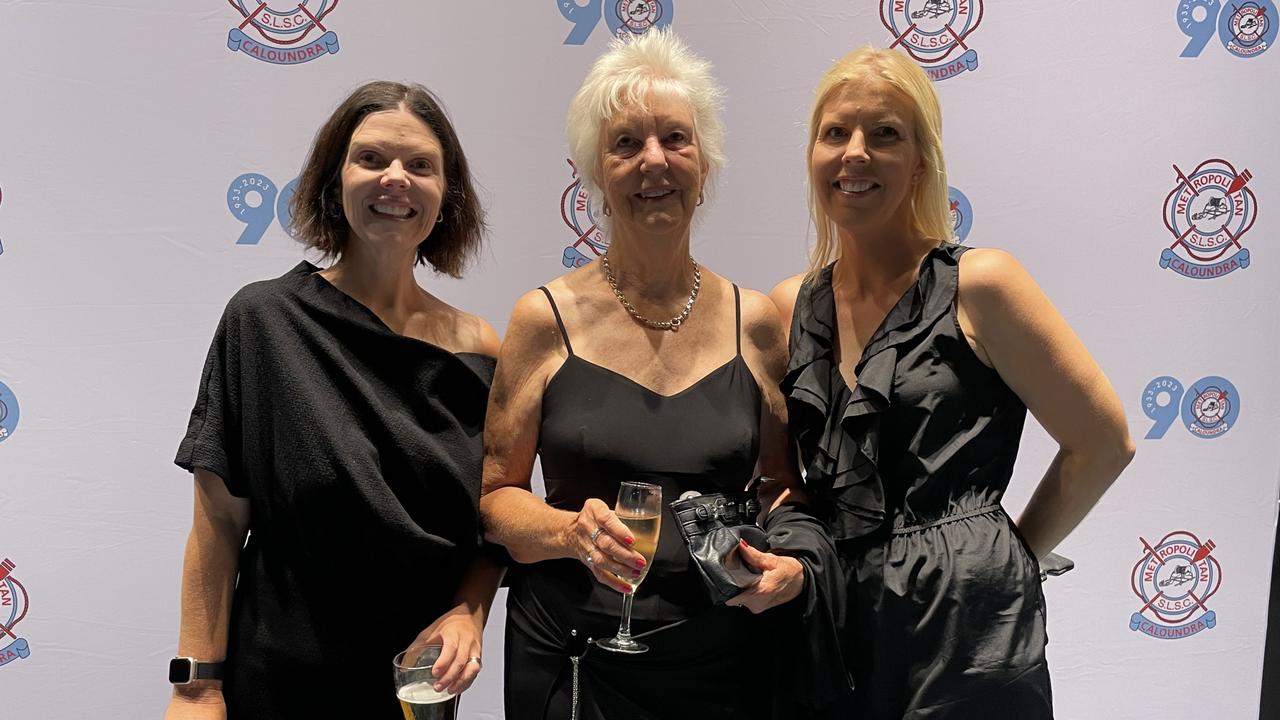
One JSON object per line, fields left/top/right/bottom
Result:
{"left": 669, "top": 490, "right": 769, "bottom": 604}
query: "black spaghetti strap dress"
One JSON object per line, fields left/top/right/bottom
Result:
{"left": 782, "top": 244, "right": 1053, "bottom": 719}
{"left": 504, "top": 284, "right": 847, "bottom": 720}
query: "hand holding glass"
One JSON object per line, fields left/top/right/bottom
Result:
{"left": 393, "top": 646, "right": 458, "bottom": 720}
{"left": 597, "top": 481, "right": 662, "bottom": 654}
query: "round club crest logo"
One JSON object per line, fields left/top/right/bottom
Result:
{"left": 948, "top": 186, "right": 972, "bottom": 243}
{"left": 1130, "top": 531, "right": 1221, "bottom": 639}
{"left": 610, "top": 0, "right": 664, "bottom": 36}
{"left": 881, "top": 0, "right": 984, "bottom": 81}
{"left": 0, "top": 381, "right": 18, "bottom": 443}
{"left": 0, "top": 558, "right": 30, "bottom": 668}
{"left": 1141, "top": 375, "right": 1240, "bottom": 439}
{"left": 1221, "top": 1, "right": 1277, "bottom": 56}
{"left": 1160, "top": 159, "right": 1255, "bottom": 278}
{"left": 226, "top": 1, "right": 340, "bottom": 65}
{"left": 560, "top": 160, "right": 608, "bottom": 269}
{"left": 559, "top": 0, "right": 673, "bottom": 45}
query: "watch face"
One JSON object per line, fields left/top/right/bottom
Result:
{"left": 168, "top": 657, "right": 194, "bottom": 684}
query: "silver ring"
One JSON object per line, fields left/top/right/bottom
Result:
{"left": 583, "top": 551, "right": 595, "bottom": 565}
{"left": 590, "top": 527, "right": 605, "bottom": 546}
{"left": 468, "top": 656, "right": 482, "bottom": 668}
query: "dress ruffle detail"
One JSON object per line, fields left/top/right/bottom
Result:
{"left": 781, "top": 245, "right": 963, "bottom": 541}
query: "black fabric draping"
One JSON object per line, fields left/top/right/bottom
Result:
{"left": 175, "top": 262, "right": 494, "bottom": 718}
{"left": 783, "top": 245, "right": 1053, "bottom": 719}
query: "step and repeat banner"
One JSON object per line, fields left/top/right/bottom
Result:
{"left": 0, "top": 2, "right": 1277, "bottom": 718}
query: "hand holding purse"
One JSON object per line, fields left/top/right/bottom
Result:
{"left": 669, "top": 490, "right": 769, "bottom": 604}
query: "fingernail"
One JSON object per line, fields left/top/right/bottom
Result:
{"left": 635, "top": 558, "right": 646, "bottom": 568}
{"left": 739, "top": 539, "right": 748, "bottom": 548}
{"left": 632, "top": 569, "right": 642, "bottom": 579}
{"left": 624, "top": 536, "right": 634, "bottom": 546}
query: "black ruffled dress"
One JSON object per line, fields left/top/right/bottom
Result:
{"left": 782, "top": 244, "right": 1053, "bottom": 719}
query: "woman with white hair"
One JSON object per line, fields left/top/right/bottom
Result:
{"left": 771, "top": 47, "right": 1134, "bottom": 718}
{"left": 461, "top": 29, "right": 846, "bottom": 720}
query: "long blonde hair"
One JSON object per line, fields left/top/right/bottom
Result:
{"left": 805, "top": 47, "right": 951, "bottom": 274}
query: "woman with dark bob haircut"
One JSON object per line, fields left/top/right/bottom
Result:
{"left": 166, "top": 81, "right": 500, "bottom": 719}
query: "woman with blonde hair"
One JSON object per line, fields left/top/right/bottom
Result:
{"left": 772, "top": 47, "right": 1134, "bottom": 718}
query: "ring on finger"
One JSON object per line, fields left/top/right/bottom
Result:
{"left": 468, "top": 656, "right": 482, "bottom": 669}
{"left": 583, "top": 551, "right": 595, "bottom": 565}
{"left": 590, "top": 527, "right": 605, "bottom": 546}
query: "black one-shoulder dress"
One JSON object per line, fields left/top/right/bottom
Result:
{"left": 176, "top": 262, "right": 495, "bottom": 718}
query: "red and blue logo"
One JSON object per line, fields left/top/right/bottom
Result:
{"left": 1161, "top": 159, "right": 1255, "bottom": 279}
{"left": 948, "top": 186, "right": 972, "bottom": 243}
{"left": 0, "top": 558, "right": 30, "bottom": 668}
{"left": 558, "top": 0, "right": 674, "bottom": 45}
{"left": 1179, "top": 0, "right": 1276, "bottom": 58}
{"left": 1130, "top": 531, "right": 1221, "bottom": 639}
{"left": 227, "top": 1, "right": 340, "bottom": 65}
{"left": 560, "top": 160, "right": 608, "bottom": 268}
{"left": 881, "top": 0, "right": 984, "bottom": 81}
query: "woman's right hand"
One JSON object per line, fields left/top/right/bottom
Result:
{"left": 164, "top": 691, "right": 226, "bottom": 720}
{"left": 567, "top": 498, "right": 648, "bottom": 593}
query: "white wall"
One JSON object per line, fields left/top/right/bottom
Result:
{"left": 0, "top": 1, "right": 1276, "bottom": 717}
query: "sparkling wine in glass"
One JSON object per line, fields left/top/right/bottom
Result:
{"left": 597, "top": 481, "right": 662, "bottom": 654}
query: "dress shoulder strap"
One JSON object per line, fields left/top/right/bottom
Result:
{"left": 538, "top": 286, "right": 574, "bottom": 356}
{"left": 732, "top": 283, "right": 742, "bottom": 357}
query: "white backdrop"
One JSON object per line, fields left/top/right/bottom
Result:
{"left": 0, "top": 1, "right": 1277, "bottom": 718}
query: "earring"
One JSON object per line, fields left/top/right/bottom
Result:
{"left": 696, "top": 191, "right": 705, "bottom": 207}
{"left": 601, "top": 202, "right": 612, "bottom": 217}
{"left": 436, "top": 211, "right": 444, "bottom": 224}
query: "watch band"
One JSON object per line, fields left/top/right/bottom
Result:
{"left": 169, "top": 656, "right": 226, "bottom": 684}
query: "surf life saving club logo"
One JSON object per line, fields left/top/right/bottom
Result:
{"left": 1161, "top": 159, "right": 1255, "bottom": 279}
{"left": 559, "top": 0, "right": 674, "bottom": 45}
{"left": 881, "top": 0, "right": 984, "bottom": 81}
{"left": 1179, "top": 0, "right": 1277, "bottom": 58}
{"left": 1130, "top": 531, "right": 1221, "bottom": 640}
{"left": 0, "top": 558, "right": 30, "bottom": 668}
{"left": 949, "top": 186, "right": 973, "bottom": 243}
{"left": 560, "top": 160, "right": 608, "bottom": 268}
{"left": 227, "top": 1, "right": 340, "bottom": 65}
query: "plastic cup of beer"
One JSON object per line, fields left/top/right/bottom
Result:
{"left": 393, "top": 646, "right": 458, "bottom": 720}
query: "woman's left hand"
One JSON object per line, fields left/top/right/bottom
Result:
{"left": 403, "top": 603, "right": 484, "bottom": 696}
{"left": 724, "top": 540, "right": 806, "bottom": 613}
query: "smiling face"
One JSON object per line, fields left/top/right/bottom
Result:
{"left": 810, "top": 75, "right": 925, "bottom": 239}
{"left": 339, "top": 106, "right": 446, "bottom": 254}
{"left": 598, "top": 92, "right": 706, "bottom": 239}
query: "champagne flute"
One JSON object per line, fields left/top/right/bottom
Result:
{"left": 597, "top": 481, "right": 662, "bottom": 654}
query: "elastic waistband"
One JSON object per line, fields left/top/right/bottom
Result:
{"left": 891, "top": 504, "right": 1003, "bottom": 535}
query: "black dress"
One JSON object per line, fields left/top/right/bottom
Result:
{"left": 175, "top": 262, "right": 495, "bottom": 719}
{"left": 782, "top": 245, "right": 1053, "bottom": 719}
{"left": 505, "top": 285, "right": 848, "bottom": 720}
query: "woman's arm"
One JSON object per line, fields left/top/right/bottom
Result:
{"left": 479, "top": 290, "right": 642, "bottom": 593}
{"left": 958, "top": 249, "right": 1136, "bottom": 558}
{"left": 726, "top": 289, "right": 808, "bottom": 613}
{"left": 165, "top": 470, "right": 249, "bottom": 719}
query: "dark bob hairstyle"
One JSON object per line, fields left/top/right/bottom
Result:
{"left": 290, "top": 81, "right": 485, "bottom": 277}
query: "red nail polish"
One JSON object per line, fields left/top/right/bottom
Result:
{"left": 632, "top": 570, "right": 642, "bottom": 579}
{"left": 739, "top": 539, "right": 748, "bottom": 548}
{"left": 624, "top": 537, "right": 635, "bottom": 546}
{"left": 636, "top": 558, "right": 646, "bottom": 568}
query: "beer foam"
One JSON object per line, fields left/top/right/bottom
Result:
{"left": 397, "top": 680, "right": 456, "bottom": 704}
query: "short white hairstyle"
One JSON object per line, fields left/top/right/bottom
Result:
{"left": 566, "top": 28, "right": 726, "bottom": 219}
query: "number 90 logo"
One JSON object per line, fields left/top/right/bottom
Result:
{"left": 1142, "top": 375, "right": 1240, "bottom": 439}
{"left": 1179, "top": 0, "right": 1277, "bottom": 58}
{"left": 558, "top": 0, "right": 673, "bottom": 45}
{"left": 228, "top": 173, "right": 300, "bottom": 245}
